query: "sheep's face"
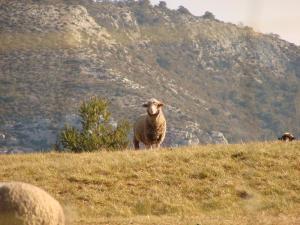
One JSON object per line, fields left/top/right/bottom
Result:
{"left": 143, "top": 99, "right": 164, "bottom": 117}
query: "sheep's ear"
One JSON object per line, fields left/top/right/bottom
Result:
{"left": 158, "top": 102, "right": 164, "bottom": 107}
{"left": 142, "top": 103, "right": 148, "bottom": 107}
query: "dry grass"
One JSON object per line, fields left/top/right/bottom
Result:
{"left": 0, "top": 142, "right": 300, "bottom": 225}
{"left": 0, "top": 32, "right": 80, "bottom": 52}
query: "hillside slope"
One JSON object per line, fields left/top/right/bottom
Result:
{"left": 0, "top": 0, "right": 300, "bottom": 151}
{"left": 0, "top": 142, "right": 300, "bottom": 225}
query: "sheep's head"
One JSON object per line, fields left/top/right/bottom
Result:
{"left": 143, "top": 98, "right": 164, "bottom": 117}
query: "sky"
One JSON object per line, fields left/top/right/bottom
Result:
{"left": 150, "top": 0, "right": 300, "bottom": 45}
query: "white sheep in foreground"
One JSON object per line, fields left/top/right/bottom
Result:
{"left": 133, "top": 98, "right": 166, "bottom": 149}
{"left": 0, "top": 182, "right": 65, "bottom": 225}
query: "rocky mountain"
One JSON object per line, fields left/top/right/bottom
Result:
{"left": 0, "top": 0, "right": 299, "bottom": 152}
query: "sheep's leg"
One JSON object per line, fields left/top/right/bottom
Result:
{"left": 133, "top": 138, "right": 139, "bottom": 150}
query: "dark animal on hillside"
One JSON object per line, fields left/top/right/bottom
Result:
{"left": 278, "top": 132, "right": 295, "bottom": 142}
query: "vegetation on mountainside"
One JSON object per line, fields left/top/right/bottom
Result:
{"left": 0, "top": 142, "right": 299, "bottom": 225}
{"left": 58, "top": 97, "right": 130, "bottom": 152}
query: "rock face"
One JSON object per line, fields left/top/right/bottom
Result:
{"left": 0, "top": 0, "right": 299, "bottom": 151}
{"left": 0, "top": 182, "right": 65, "bottom": 225}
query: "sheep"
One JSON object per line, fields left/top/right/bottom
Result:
{"left": 133, "top": 98, "right": 166, "bottom": 149}
{"left": 0, "top": 182, "right": 65, "bottom": 225}
{"left": 278, "top": 132, "right": 295, "bottom": 142}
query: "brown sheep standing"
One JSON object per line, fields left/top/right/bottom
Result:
{"left": 278, "top": 132, "right": 295, "bottom": 142}
{"left": 133, "top": 98, "right": 166, "bottom": 149}
{"left": 0, "top": 182, "right": 65, "bottom": 225}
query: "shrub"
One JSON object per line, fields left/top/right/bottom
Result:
{"left": 58, "top": 97, "right": 130, "bottom": 152}
{"left": 209, "top": 107, "right": 220, "bottom": 116}
{"left": 138, "top": 0, "right": 151, "bottom": 6}
{"left": 202, "top": 11, "right": 215, "bottom": 20}
{"left": 177, "top": 6, "right": 191, "bottom": 15}
{"left": 156, "top": 56, "right": 171, "bottom": 69}
{"left": 158, "top": 1, "right": 167, "bottom": 8}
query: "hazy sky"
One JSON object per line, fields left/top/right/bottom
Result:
{"left": 150, "top": 0, "right": 300, "bottom": 45}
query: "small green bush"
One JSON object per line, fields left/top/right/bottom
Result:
{"left": 177, "top": 6, "right": 191, "bottom": 15}
{"left": 202, "top": 11, "right": 216, "bottom": 20}
{"left": 58, "top": 97, "right": 130, "bottom": 152}
{"left": 156, "top": 56, "right": 170, "bottom": 69}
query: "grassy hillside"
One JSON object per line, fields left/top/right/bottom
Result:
{"left": 1, "top": 142, "right": 300, "bottom": 225}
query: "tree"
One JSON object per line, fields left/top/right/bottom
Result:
{"left": 58, "top": 97, "right": 130, "bottom": 152}
{"left": 138, "top": 0, "right": 150, "bottom": 6}
{"left": 158, "top": 1, "right": 167, "bottom": 8}
{"left": 202, "top": 11, "right": 215, "bottom": 20}
{"left": 177, "top": 6, "right": 191, "bottom": 15}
